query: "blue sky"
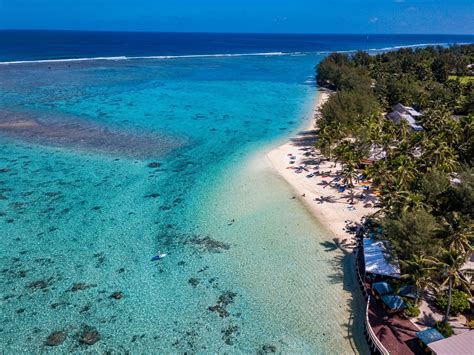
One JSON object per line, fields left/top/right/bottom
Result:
{"left": 1, "top": 0, "right": 473, "bottom": 34}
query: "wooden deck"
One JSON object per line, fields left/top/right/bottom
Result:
{"left": 355, "top": 244, "right": 425, "bottom": 355}
{"left": 368, "top": 299, "right": 424, "bottom": 354}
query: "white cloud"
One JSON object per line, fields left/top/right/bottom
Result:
{"left": 369, "top": 17, "right": 379, "bottom": 23}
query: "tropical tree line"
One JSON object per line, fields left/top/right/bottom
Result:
{"left": 315, "top": 45, "right": 473, "bottom": 325}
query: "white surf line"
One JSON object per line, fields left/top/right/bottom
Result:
{"left": 0, "top": 52, "right": 292, "bottom": 65}
{"left": 315, "top": 42, "right": 470, "bottom": 55}
{"left": 2, "top": 41, "right": 469, "bottom": 66}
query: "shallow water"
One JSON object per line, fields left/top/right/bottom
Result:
{"left": 0, "top": 54, "right": 365, "bottom": 353}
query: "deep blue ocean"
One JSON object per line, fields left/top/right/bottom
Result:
{"left": 1, "top": 31, "right": 473, "bottom": 62}
{"left": 0, "top": 31, "right": 473, "bottom": 353}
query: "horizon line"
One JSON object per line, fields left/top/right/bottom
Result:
{"left": 1, "top": 28, "right": 473, "bottom": 37}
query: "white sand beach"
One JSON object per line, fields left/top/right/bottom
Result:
{"left": 267, "top": 90, "right": 379, "bottom": 242}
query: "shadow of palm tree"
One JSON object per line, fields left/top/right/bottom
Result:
{"left": 313, "top": 195, "right": 337, "bottom": 204}
{"left": 321, "top": 245, "right": 372, "bottom": 354}
{"left": 300, "top": 158, "right": 320, "bottom": 165}
{"left": 344, "top": 221, "right": 364, "bottom": 236}
{"left": 363, "top": 194, "right": 379, "bottom": 203}
{"left": 320, "top": 240, "right": 339, "bottom": 252}
{"left": 289, "top": 130, "right": 318, "bottom": 147}
{"left": 296, "top": 129, "right": 318, "bottom": 136}
{"left": 317, "top": 180, "right": 332, "bottom": 188}
{"left": 416, "top": 311, "right": 437, "bottom": 327}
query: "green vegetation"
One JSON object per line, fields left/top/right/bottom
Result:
{"left": 435, "top": 320, "right": 454, "bottom": 337}
{"left": 436, "top": 289, "right": 471, "bottom": 316}
{"left": 448, "top": 75, "right": 474, "bottom": 84}
{"left": 404, "top": 303, "right": 421, "bottom": 318}
{"left": 316, "top": 45, "right": 473, "bottom": 323}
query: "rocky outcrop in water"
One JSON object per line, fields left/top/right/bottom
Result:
{"left": 221, "top": 324, "right": 239, "bottom": 345}
{"left": 259, "top": 344, "right": 277, "bottom": 353}
{"left": 70, "top": 283, "right": 96, "bottom": 292}
{"left": 27, "top": 278, "right": 53, "bottom": 291}
{"left": 208, "top": 291, "right": 237, "bottom": 318}
{"left": 189, "top": 236, "right": 230, "bottom": 253}
{"left": 144, "top": 193, "right": 160, "bottom": 198}
{"left": 147, "top": 162, "right": 161, "bottom": 168}
{"left": 45, "top": 331, "right": 67, "bottom": 346}
{"left": 188, "top": 277, "right": 200, "bottom": 288}
{"left": 78, "top": 325, "right": 100, "bottom": 345}
{"left": 110, "top": 291, "right": 123, "bottom": 300}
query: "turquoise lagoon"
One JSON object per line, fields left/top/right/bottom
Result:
{"left": 0, "top": 54, "right": 366, "bottom": 353}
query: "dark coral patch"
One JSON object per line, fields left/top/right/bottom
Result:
{"left": 147, "top": 162, "right": 161, "bottom": 168}
{"left": 110, "top": 291, "right": 123, "bottom": 300}
{"left": 188, "top": 277, "right": 200, "bottom": 288}
{"left": 70, "top": 283, "right": 96, "bottom": 292}
{"left": 27, "top": 278, "right": 53, "bottom": 291}
{"left": 259, "top": 344, "right": 277, "bottom": 353}
{"left": 144, "top": 193, "right": 160, "bottom": 198}
{"left": 189, "top": 236, "right": 230, "bottom": 253}
{"left": 221, "top": 325, "right": 239, "bottom": 345}
{"left": 78, "top": 325, "right": 100, "bottom": 345}
{"left": 45, "top": 331, "right": 67, "bottom": 346}
{"left": 208, "top": 291, "right": 237, "bottom": 318}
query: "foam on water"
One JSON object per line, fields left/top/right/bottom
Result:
{"left": 0, "top": 41, "right": 461, "bottom": 65}
{"left": 0, "top": 52, "right": 290, "bottom": 65}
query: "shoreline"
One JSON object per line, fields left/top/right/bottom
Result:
{"left": 267, "top": 89, "right": 378, "bottom": 243}
{"left": 266, "top": 88, "right": 377, "bottom": 353}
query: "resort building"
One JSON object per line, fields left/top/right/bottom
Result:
{"left": 361, "top": 144, "right": 386, "bottom": 165}
{"left": 356, "top": 237, "right": 425, "bottom": 354}
{"left": 467, "top": 63, "right": 474, "bottom": 74}
{"left": 387, "top": 103, "right": 423, "bottom": 131}
{"left": 461, "top": 253, "right": 474, "bottom": 283}
{"left": 363, "top": 238, "right": 400, "bottom": 279}
{"left": 427, "top": 330, "right": 474, "bottom": 355}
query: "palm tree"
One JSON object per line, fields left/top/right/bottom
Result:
{"left": 367, "top": 119, "right": 383, "bottom": 144}
{"left": 441, "top": 120, "right": 462, "bottom": 148}
{"left": 380, "top": 119, "right": 398, "bottom": 161}
{"left": 437, "top": 212, "right": 473, "bottom": 255}
{"left": 420, "top": 107, "right": 452, "bottom": 132}
{"left": 379, "top": 176, "right": 428, "bottom": 215}
{"left": 379, "top": 187, "right": 407, "bottom": 215}
{"left": 426, "top": 249, "right": 472, "bottom": 322}
{"left": 316, "top": 135, "right": 332, "bottom": 158}
{"left": 422, "top": 140, "right": 459, "bottom": 173}
{"left": 334, "top": 140, "right": 364, "bottom": 204}
{"left": 398, "top": 119, "right": 413, "bottom": 143}
{"left": 341, "top": 163, "right": 359, "bottom": 204}
{"left": 402, "top": 191, "right": 429, "bottom": 212}
{"left": 364, "top": 160, "right": 387, "bottom": 186}
{"left": 390, "top": 154, "right": 418, "bottom": 189}
{"left": 458, "top": 116, "right": 474, "bottom": 161}
{"left": 316, "top": 124, "right": 339, "bottom": 159}
{"left": 401, "top": 255, "right": 434, "bottom": 303}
